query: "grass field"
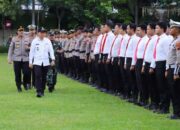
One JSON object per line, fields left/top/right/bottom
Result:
{"left": 0, "top": 54, "right": 180, "bottom": 130}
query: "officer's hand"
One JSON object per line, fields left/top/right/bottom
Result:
{"left": 174, "top": 75, "right": 180, "bottom": 80}
{"left": 106, "top": 59, "right": 110, "bottom": 64}
{"left": 29, "top": 64, "right": 33, "bottom": 69}
{"left": 130, "top": 65, "right": 135, "bottom": 71}
{"left": 8, "top": 60, "right": 12, "bottom": 64}
{"left": 51, "top": 61, "right": 55, "bottom": 67}
{"left": 165, "top": 70, "right": 168, "bottom": 78}
{"left": 98, "top": 60, "right": 101, "bottom": 64}
{"left": 141, "top": 66, "right": 145, "bottom": 74}
{"left": 149, "top": 68, "right": 154, "bottom": 74}
{"left": 88, "top": 59, "right": 91, "bottom": 63}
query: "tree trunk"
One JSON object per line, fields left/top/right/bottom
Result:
{"left": 32, "top": 0, "right": 35, "bottom": 25}
{"left": 56, "top": 7, "right": 65, "bottom": 29}
{"left": 135, "top": 0, "right": 138, "bottom": 24}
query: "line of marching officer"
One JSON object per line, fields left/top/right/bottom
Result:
{"left": 58, "top": 19, "right": 180, "bottom": 119}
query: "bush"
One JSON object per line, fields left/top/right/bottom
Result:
{"left": 0, "top": 46, "right": 9, "bottom": 53}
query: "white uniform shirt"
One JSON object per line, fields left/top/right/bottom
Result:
{"left": 101, "top": 31, "right": 115, "bottom": 54}
{"left": 125, "top": 34, "right": 140, "bottom": 64}
{"left": 108, "top": 34, "right": 122, "bottom": 59}
{"left": 93, "top": 34, "right": 103, "bottom": 55}
{"left": 131, "top": 35, "right": 149, "bottom": 65}
{"left": 29, "top": 37, "right": 55, "bottom": 66}
{"left": 150, "top": 33, "right": 173, "bottom": 68}
{"left": 118, "top": 34, "right": 130, "bottom": 57}
{"left": 143, "top": 35, "right": 158, "bottom": 65}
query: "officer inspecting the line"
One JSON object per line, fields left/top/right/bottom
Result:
{"left": 29, "top": 27, "right": 55, "bottom": 98}
{"left": 8, "top": 26, "right": 31, "bottom": 92}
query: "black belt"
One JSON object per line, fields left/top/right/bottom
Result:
{"left": 79, "top": 51, "right": 85, "bottom": 53}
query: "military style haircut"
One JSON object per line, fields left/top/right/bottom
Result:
{"left": 148, "top": 23, "right": 156, "bottom": 30}
{"left": 138, "top": 24, "right": 147, "bottom": 32}
{"left": 121, "top": 24, "right": 127, "bottom": 31}
{"left": 156, "top": 22, "right": 167, "bottom": 32}
{"left": 105, "top": 20, "right": 114, "bottom": 29}
{"left": 129, "top": 23, "right": 136, "bottom": 32}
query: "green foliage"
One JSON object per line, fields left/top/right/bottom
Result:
{"left": 0, "top": 45, "right": 8, "bottom": 53}
{"left": 0, "top": 0, "right": 26, "bottom": 20}
{"left": 44, "top": 0, "right": 133, "bottom": 29}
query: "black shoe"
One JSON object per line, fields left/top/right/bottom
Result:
{"left": 48, "top": 87, "right": 54, "bottom": 93}
{"left": 36, "top": 93, "right": 43, "bottom": 98}
{"left": 17, "top": 88, "right": 22, "bottom": 92}
{"left": 169, "top": 114, "right": 180, "bottom": 120}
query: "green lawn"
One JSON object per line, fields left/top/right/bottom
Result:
{"left": 0, "top": 54, "right": 180, "bottom": 130}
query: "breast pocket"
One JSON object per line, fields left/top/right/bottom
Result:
{"left": 35, "top": 44, "right": 40, "bottom": 52}
{"left": 15, "top": 42, "right": 20, "bottom": 49}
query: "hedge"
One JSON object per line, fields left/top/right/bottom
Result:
{"left": 0, "top": 46, "right": 9, "bottom": 53}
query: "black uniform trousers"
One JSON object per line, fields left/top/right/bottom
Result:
{"left": 119, "top": 57, "right": 128, "bottom": 97}
{"left": 135, "top": 59, "right": 148, "bottom": 104}
{"left": 34, "top": 65, "right": 49, "bottom": 94}
{"left": 64, "top": 57, "right": 69, "bottom": 75}
{"left": 167, "top": 67, "right": 180, "bottom": 116}
{"left": 101, "top": 54, "right": 111, "bottom": 90}
{"left": 74, "top": 56, "right": 80, "bottom": 79}
{"left": 155, "top": 61, "right": 170, "bottom": 111}
{"left": 94, "top": 54, "right": 102, "bottom": 87}
{"left": 126, "top": 58, "right": 138, "bottom": 100}
{"left": 58, "top": 53, "right": 65, "bottom": 74}
{"left": 13, "top": 61, "right": 31, "bottom": 88}
{"left": 112, "top": 57, "right": 121, "bottom": 92}
{"left": 144, "top": 62, "right": 159, "bottom": 107}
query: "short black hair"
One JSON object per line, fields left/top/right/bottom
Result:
{"left": 128, "top": 23, "right": 136, "bottom": 32}
{"left": 138, "top": 24, "right": 147, "bottom": 32}
{"left": 105, "top": 19, "right": 114, "bottom": 29}
{"left": 94, "top": 26, "right": 100, "bottom": 31}
{"left": 148, "top": 23, "right": 156, "bottom": 30}
{"left": 115, "top": 23, "right": 121, "bottom": 28}
{"left": 156, "top": 22, "right": 167, "bottom": 32}
{"left": 121, "top": 24, "right": 127, "bottom": 31}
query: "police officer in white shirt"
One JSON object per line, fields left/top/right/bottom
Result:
{"left": 107, "top": 23, "right": 122, "bottom": 93}
{"left": 142, "top": 23, "right": 159, "bottom": 110}
{"left": 118, "top": 24, "right": 130, "bottom": 99}
{"left": 125, "top": 23, "right": 140, "bottom": 103}
{"left": 29, "top": 27, "right": 55, "bottom": 98}
{"left": 132, "top": 24, "right": 150, "bottom": 106}
{"left": 93, "top": 25, "right": 105, "bottom": 88}
{"left": 100, "top": 20, "right": 115, "bottom": 92}
{"left": 150, "top": 22, "right": 173, "bottom": 114}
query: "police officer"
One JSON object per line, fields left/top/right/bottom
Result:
{"left": 88, "top": 27, "right": 100, "bottom": 85}
{"left": 167, "top": 20, "right": 180, "bottom": 119}
{"left": 100, "top": 20, "right": 115, "bottom": 92}
{"left": 8, "top": 26, "right": 31, "bottom": 92}
{"left": 107, "top": 23, "right": 122, "bottom": 93}
{"left": 150, "top": 22, "right": 173, "bottom": 114}
{"left": 26, "top": 24, "right": 37, "bottom": 88}
{"left": 132, "top": 24, "right": 150, "bottom": 106}
{"left": 29, "top": 27, "right": 55, "bottom": 97}
{"left": 125, "top": 24, "right": 139, "bottom": 103}
{"left": 74, "top": 27, "right": 84, "bottom": 80}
